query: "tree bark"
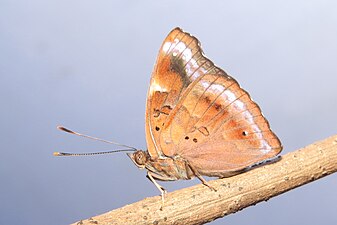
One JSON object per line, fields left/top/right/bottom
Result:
{"left": 72, "top": 134, "right": 337, "bottom": 225}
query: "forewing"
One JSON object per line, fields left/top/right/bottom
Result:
{"left": 145, "top": 27, "right": 217, "bottom": 158}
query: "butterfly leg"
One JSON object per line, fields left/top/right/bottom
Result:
{"left": 146, "top": 172, "right": 167, "bottom": 209}
{"left": 187, "top": 162, "right": 217, "bottom": 192}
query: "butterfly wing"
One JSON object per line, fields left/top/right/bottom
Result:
{"left": 146, "top": 27, "right": 210, "bottom": 158}
{"left": 146, "top": 28, "right": 282, "bottom": 175}
{"left": 164, "top": 73, "right": 282, "bottom": 176}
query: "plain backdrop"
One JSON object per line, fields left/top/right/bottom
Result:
{"left": 1, "top": 1, "right": 337, "bottom": 224}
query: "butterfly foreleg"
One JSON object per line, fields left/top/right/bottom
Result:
{"left": 186, "top": 161, "right": 217, "bottom": 192}
{"left": 146, "top": 172, "right": 167, "bottom": 209}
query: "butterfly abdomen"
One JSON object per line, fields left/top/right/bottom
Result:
{"left": 145, "top": 156, "right": 195, "bottom": 181}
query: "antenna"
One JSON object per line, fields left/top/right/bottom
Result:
{"left": 54, "top": 149, "right": 135, "bottom": 157}
{"left": 54, "top": 125, "right": 137, "bottom": 157}
{"left": 57, "top": 125, "right": 137, "bottom": 150}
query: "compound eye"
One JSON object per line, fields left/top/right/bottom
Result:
{"left": 135, "top": 152, "right": 146, "bottom": 165}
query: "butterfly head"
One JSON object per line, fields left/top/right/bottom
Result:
{"left": 127, "top": 150, "right": 149, "bottom": 169}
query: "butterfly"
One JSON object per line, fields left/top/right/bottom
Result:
{"left": 127, "top": 27, "right": 282, "bottom": 201}
{"left": 55, "top": 27, "right": 282, "bottom": 206}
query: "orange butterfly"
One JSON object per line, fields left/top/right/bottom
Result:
{"left": 56, "top": 27, "right": 282, "bottom": 205}
{"left": 128, "top": 27, "right": 282, "bottom": 201}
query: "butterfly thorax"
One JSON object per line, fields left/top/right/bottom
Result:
{"left": 128, "top": 150, "right": 194, "bottom": 181}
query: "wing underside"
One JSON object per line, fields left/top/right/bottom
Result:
{"left": 145, "top": 27, "right": 282, "bottom": 174}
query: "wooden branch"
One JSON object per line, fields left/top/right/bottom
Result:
{"left": 73, "top": 135, "right": 337, "bottom": 225}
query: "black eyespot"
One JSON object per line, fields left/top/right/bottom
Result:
{"left": 155, "top": 126, "right": 160, "bottom": 131}
{"left": 193, "top": 138, "right": 198, "bottom": 143}
{"left": 185, "top": 136, "right": 189, "bottom": 140}
{"left": 242, "top": 131, "right": 248, "bottom": 136}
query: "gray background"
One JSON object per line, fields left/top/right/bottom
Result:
{"left": 1, "top": 1, "right": 337, "bottom": 224}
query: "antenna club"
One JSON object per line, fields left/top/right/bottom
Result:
{"left": 57, "top": 126, "right": 74, "bottom": 133}
{"left": 53, "top": 152, "right": 66, "bottom": 156}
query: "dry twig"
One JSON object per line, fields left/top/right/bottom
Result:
{"left": 72, "top": 134, "right": 337, "bottom": 225}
